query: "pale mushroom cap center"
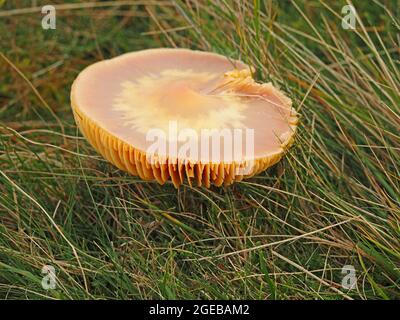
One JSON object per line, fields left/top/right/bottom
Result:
{"left": 112, "top": 68, "right": 247, "bottom": 135}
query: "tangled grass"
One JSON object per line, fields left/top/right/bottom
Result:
{"left": 0, "top": 0, "right": 399, "bottom": 299}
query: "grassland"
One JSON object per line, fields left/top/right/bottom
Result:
{"left": 0, "top": 0, "right": 399, "bottom": 299}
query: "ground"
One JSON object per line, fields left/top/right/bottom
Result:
{"left": 0, "top": 0, "right": 399, "bottom": 299}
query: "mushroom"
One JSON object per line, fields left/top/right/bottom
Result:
{"left": 71, "top": 48, "right": 298, "bottom": 188}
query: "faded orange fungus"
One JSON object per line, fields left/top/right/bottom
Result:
{"left": 71, "top": 48, "right": 298, "bottom": 187}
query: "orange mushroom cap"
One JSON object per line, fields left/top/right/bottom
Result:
{"left": 71, "top": 48, "right": 298, "bottom": 187}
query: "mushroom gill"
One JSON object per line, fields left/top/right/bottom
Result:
{"left": 71, "top": 48, "right": 298, "bottom": 188}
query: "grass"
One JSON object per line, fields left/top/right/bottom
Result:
{"left": 0, "top": 0, "right": 399, "bottom": 299}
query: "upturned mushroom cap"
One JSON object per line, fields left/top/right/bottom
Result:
{"left": 71, "top": 48, "right": 298, "bottom": 188}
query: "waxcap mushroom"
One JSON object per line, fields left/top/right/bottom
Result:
{"left": 71, "top": 48, "right": 298, "bottom": 187}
